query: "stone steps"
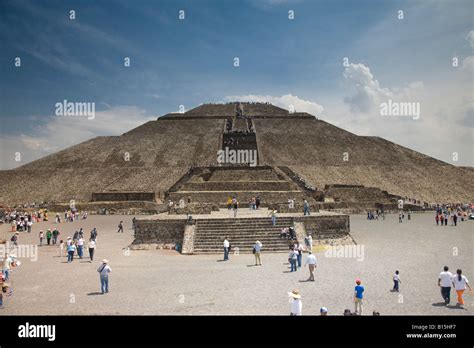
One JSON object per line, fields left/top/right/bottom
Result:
{"left": 181, "top": 181, "right": 295, "bottom": 191}
{"left": 192, "top": 216, "right": 296, "bottom": 253}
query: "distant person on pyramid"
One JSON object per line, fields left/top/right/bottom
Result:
{"left": 232, "top": 199, "right": 239, "bottom": 217}
{"left": 303, "top": 199, "right": 310, "bottom": 216}
{"left": 269, "top": 209, "right": 277, "bottom": 226}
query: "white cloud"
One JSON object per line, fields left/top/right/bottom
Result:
{"left": 224, "top": 94, "right": 324, "bottom": 116}
{"left": 0, "top": 106, "right": 155, "bottom": 170}
{"left": 466, "top": 30, "right": 474, "bottom": 48}
{"left": 462, "top": 31, "right": 474, "bottom": 71}
{"left": 331, "top": 59, "right": 472, "bottom": 166}
{"left": 342, "top": 63, "right": 426, "bottom": 114}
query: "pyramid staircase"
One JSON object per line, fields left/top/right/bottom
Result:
{"left": 192, "top": 215, "right": 295, "bottom": 254}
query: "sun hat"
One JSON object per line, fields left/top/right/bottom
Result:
{"left": 101, "top": 259, "right": 108, "bottom": 264}
{"left": 320, "top": 307, "right": 328, "bottom": 313}
{"left": 288, "top": 289, "right": 301, "bottom": 299}
{"left": 356, "top": 279, "right": 361, "bottom": 285}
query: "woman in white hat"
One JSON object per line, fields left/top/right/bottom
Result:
{"left": 288, "top": 289, "right": 302, "bottom": 316}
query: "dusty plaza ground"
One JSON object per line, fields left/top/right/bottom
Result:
{"left": 0, "top": 212, "right": 472, "bottom": 316}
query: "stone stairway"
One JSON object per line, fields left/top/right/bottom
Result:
{"left": 193, "top": 216, "right": 295, "bottom": 254}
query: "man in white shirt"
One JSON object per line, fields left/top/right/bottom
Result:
{"left": 2, "top": 253, "right": 13, "bottom": 281}
{"left": 253, "top": 241, "right": 262, "bottom": 266}
{"left": 288, "top": 289, "right": 302, "bottom": 315}
{"left": 97, "top": 259, "right": 112, "bottom": 294}
{"left": 305, "top": 252, "right": 317, "bottom": 281}
{"left": 438, "top": 265, "right": 453, "bottom": 305}
{"left": 223, "top": 238, "right": 230, "bottom": 261}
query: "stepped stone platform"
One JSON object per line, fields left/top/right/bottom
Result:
{"left": 166, "top": 165, "right": 317, "bottom": 209}
{"left": 132, "top": 208, "right": 350, "bottom": 254}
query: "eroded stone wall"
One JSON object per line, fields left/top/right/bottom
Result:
{"left": 133, "top": 219, "right": 186, "bottom": 244}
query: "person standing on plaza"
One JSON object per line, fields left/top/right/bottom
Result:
{"left": 304, "top": 234, "right": 313, "bottom": 252}
{"left": 223, "top": 238, "right": 230, "bottom": 261}
{"left": 67, "top": 242, "right": 76, "bottom": 263}
{"left": 52, "top": 228, "right": 59, "bottom": 245}
{"left": 46, "top": 229, "right": 52, "bottom": 245}
{"left": 77, "top": 236, "right": 84, "bottom": 259}
{"left": 452, "top": 269, "right": 471, "bottom": 308}
{"left": 354, "top": 279, "right": 365, "bottom": 315}
{"left": 90, "top": 227, "right": 98, "bottom": 241}
{"left": 39, "top": 230, "right": 44, "bottom": 246}
{"left": 59, "top": 240, "right": 64, "bottom": 258}
{"left": 438, "top": 266, "right": 453, "bottom": 305}
{"left": 296, "top": 242, "right": 303, "bottom": 268}
{"left": 288, "top": 289, "right": 302, "bottom": 316}
{"left": 2, "top": 253, "right": 12, "bottom": 281}
{"left": 393, "top": 270, "right": 401, "bottom": 292}
{"left": 288, "top": 246, "right": 298, "bottom": 272}
{"left": 117, "top": 221, "right": 124, "bottom": 233}
{"left": 88, "top": 238, "right": 96, "bottom": 263}
{"left": 253, "top": 240, "right": 262, "bottom": 266}
{"left": 98, "top": 259, "right": 112, "bottom": 294}
{"left": 304, "top": 251, "right": 317, "bottom": 281}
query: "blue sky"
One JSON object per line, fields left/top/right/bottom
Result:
{"left": 0, "top": 0, "right": 473, "bottom": 168}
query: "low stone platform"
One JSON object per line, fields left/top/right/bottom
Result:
{"left": 132, "top": 208, "right": 351, "bottom": 254}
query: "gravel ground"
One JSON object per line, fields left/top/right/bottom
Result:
{"left": 0, "top": 212, "right": 472, "bottom": 315}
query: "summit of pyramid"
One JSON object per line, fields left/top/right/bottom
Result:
{"left": 162, "top": 102, "right": 293, "bottom": 118}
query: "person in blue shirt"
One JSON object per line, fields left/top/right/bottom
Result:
{"left": 354, "top": 279, "right": 365, "bottom": 315}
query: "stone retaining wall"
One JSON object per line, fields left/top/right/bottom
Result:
{"left": 92, "top": 192, "right": 156, "bottom": 202}
{"left": 48, "top": 201, "right": 165, "bottom": 214}
{"left": 294, "top": 215, "right": 350, "bottom": 239}
{"left": 132, "top": 219, "right": 186, "bottom": 245}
